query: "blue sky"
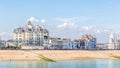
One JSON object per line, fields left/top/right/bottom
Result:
{"left": 0, "top": 0, "right": 120, "bottom": 43}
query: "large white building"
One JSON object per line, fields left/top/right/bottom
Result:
{"left": 108, "top": 33, "right": 120, "bottom": 50}
{"left": 13, "top": 21, "right": 49, "bottom": 49}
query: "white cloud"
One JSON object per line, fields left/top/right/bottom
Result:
{"left": 57, "top": 22, "right": 78, "bottom": 29}
{"left": 55, "top": 16, "right": 95, "bottom": 23}
{"left": 0, "top": 32, "right": 7, "bottom": 36}
{"left": 0, "top": 32, "right": 12, "bottom": 40}
{"left": 81, "top": 25, "right": 111, "bottom": 34}
{"left": 55, "top": 16, "right": 96, "bottom": 29}
{"left": 55, "top": 17, "right": 82, "bottom": 29}
{"left": 81, "top": 25, "right": 96, "bottom": 31}
{"left": 55, "top": 17, "right": 77, "bottom": 23}
{"left": 82, "top": 26, "right": 90, "bottom": 31}
{"left": 50, "top": 17, "right": 97, "bottom": 40}
{"left": 50, "top": 17, "right": 113, "bottom": 43}
{"left": 40, "top": 19, "right": 46, "bottom": 24}
{"left": 57, "top": 23, "right": 67, "bottom": 28}
{"left": 96, "top": 30, "right": 100, "bottom": 33}
{"left": 27, "top": 17, "right": 39, "bottom": 23}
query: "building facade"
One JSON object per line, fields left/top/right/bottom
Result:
{"left": 72, "top": 39, "right": 85, "bottom": 50}
{"left": 71, "top": 35, "right": 96, "bottom": 50}
{"left": 107, "top": 33, "right": 120, "bottom": 50}
{"left": 82, "top": 35, "right": 96, "bottom": 50}
{"left": 13, "top": 21, "right": 49, "bottom": 48}
{"left": 0, "top": 37, "right": 3, "bottom": 46}
{"left": 49, "top": 38, "right": 71, "bottom": 49}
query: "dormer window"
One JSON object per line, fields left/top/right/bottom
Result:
{"left": 28, "top": 29, "right": 32, "bottom": 31}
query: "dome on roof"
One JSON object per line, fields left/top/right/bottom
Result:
{"left": 28, "top": 20, "right": 32, "bottom": 25}
{"left": 27, "top": 21, "right": 33, "bottom": 28}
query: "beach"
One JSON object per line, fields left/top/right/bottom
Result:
{"left": 0, "top": 50, "right": 120, "bottom": 61}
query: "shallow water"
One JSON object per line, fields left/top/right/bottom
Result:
{"left": 0, "top": 60, "right": 120, "bottom": 68}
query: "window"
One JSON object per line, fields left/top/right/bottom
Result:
{"left": 28, "top": 29, "right": 32, "bottom": 31}
{"left": 44, "top": 36, "right": 48, "bottom": 39}
{"left": 19, "top": 38, "right": 22, "bottom": 40}
{"left": 20, "top": 35, "right": 21, "bottom": 37}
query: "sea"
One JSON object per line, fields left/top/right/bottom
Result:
{"left": 0, "top": 60, "right": 120, "bottom": 68}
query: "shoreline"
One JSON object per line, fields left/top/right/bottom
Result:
{"left": 0, "top": 50, "right": 120, "bottom": 61}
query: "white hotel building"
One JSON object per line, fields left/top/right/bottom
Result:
{"left": 13, "top": 21, "right": 49, "bottom": 49}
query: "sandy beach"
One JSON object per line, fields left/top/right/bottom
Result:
{"left": 0, "top": 50, "right": 120, "bottom": 61}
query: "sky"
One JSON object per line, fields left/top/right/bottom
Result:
{"left": 0, "top": 0, "right": 120, "bottom": 43}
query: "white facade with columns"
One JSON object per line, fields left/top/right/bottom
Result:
{"left": 13, "top": 21, "right": 49, "bottom": 48}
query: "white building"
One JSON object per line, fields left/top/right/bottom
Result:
{"left": 49, "top": 38, "right": 70, "bottom": 49}
{"left": 13, "top": 21, "right": 49, "bottom": 49}
{"left": 108, "top": 33, "right": 120, "bottom": 50}
{"left": 96, "top": 43, "right": 107, "bottom": 50}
